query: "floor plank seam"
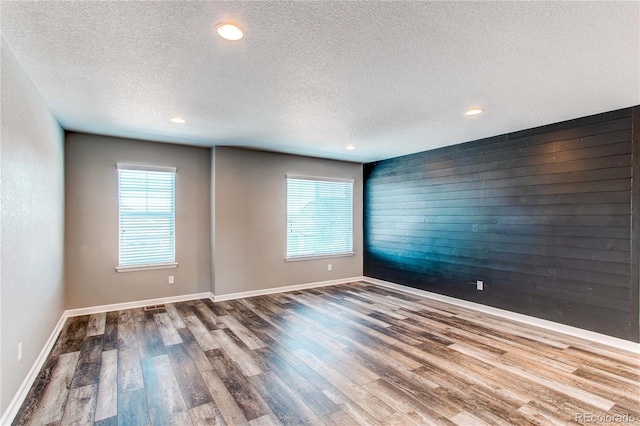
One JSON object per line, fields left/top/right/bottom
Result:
{"left": 10, "top": 281, "right": 640, "bottom": 426}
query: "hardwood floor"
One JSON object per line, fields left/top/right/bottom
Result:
{"left": 12, "top": 282, "right": 640, "bottom": 425}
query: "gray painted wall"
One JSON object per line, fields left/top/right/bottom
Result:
{"left": 64, "top": 134, "right": 212, "bottom": 309}
{"left": 0, "top": 38, "right": 65, "bottom": 414}
{"left": 213, "top": 147, "right": 363, "bottom": 295}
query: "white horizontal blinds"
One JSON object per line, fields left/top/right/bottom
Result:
{"left": 286, "top": 176, "right": 354, "bottom": 258}
{"left": 118, "top": 166, "right": 176, "bottom": 267}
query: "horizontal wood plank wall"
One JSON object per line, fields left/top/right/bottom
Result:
{"left": 364, "top": 107, "right": 639, "bottom": 342}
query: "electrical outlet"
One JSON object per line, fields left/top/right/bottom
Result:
{"left": 476, "top": 280, "right": 484, "bottom": 291}
{"left": 169, "top": 275, "right": 175, "bottom": 285}
{"left": 328, "top": 264, "right": 332, "bottom": 271}
{"left": 18, "top": 342, "right": 22, "bottom": 362}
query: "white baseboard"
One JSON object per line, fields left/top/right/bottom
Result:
{"left": 1, "top": 291, "right": 214, "bottom": 424}
{"left": 0, "top": 312, "right": 68, "bottom": 426}
{"left": 0, "top": 278, "right": 365, "bottom": 424}
{"left": 364, "top": 276, "right": 640, "bottom": 354}
{"left": 65, "top": 292, "right": 214, "bottom": 317}
{"left": 211, "top": 276, "right": 366, "bottom": 302}
{"left": 4, "top": 274, "right": 635, "bottom": 424}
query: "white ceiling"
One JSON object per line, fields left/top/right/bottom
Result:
{"left": 1, "top": 1, "right": 638, "bottom": 163}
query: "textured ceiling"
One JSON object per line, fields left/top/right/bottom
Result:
{"left": 1, "top": 1, "right": 639, "bottom": 162}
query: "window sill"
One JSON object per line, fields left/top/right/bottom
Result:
{"left": 116, "top": 263, "right": 178, "bottom": 273}
{"left": 285, "top": 252, "right": 354, "bottom": 262}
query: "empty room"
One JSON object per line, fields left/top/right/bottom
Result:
{"left": 1, "top": 1, "right": 639, "bottom": 425}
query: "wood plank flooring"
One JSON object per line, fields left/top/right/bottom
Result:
{"left": 12, "top": 282, "right": 640, "bottom": 425}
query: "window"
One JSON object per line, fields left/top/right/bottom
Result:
{"left": 116, "top": 164, "right": 177, "bottom": 272}
{"left": 286, "top": 175, "right": 354, "bottom": 260}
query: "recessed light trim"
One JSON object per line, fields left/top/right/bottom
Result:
{"left": 170, "top": 117, "right": 186, "bottom": 124}
{"left": 215, "top": 23, "right": 245, "bottom": 41}
{"left": 465, "top": 108, "right": 484, "bottom": 116}
{"left": 346, "top": 145, "right": 357, "bottom": 151}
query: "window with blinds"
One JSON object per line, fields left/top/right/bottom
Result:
{"left": 286, "top": 175, "right": 354, "bottom": 260}
{"left": 117, "top": 164, "right": 177, "bottom": 272}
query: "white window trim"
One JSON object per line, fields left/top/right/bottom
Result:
{"left": 116, "top": 262, "right": 178, "bottom": 273}
{"left": 285, "top": 252, "right": 354, "bottom": 262}
{"left": 117, "top": 163, "right": 177, "bottom": 173}
{"left": 286, "top": 174, "right": 354, "bottom": 184}
{"left": 116, "top": 163, "right": 177, "bottom": 272}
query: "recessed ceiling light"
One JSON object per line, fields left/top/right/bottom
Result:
{"left": 465, "top": 108, "right": 484, "bottom": 116}
{"left": 215, "top": 23, "right": 245, "bottom": 41}
{"left": 170, "top": 117, "right": 186, "bottom": 124}
{"left": 346, "top": 145, "right": 357, "bottom": 151}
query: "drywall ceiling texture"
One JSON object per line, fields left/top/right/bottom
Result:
{"left": 0, "top": 38, "right": 65, "bottom": 415}
{"left": 1, "top": 1, "right": 638, "bottom": 162}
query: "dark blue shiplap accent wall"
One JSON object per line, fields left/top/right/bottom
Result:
{"left": 364, "top": 107, "right": 639, "bottom": 342}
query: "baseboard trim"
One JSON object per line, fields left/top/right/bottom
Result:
{"left": 0, "top": 312, "right": 68, "bottom": 426}
{"left": 364, "top": 276, "right": 640, "bottom": 353}
{"left": 0, "top": 278, "right": 365, "bottom": 424}
{"left": 211, "top": 276, "right": 366, "bottom": 302}
{"left": 65, "top": 292, "right": 214, "bottom": 317}
{"left": 6, "top": 274, "right": 634, "bottom": 424}
{"left": 1, "top": 291, "right": 213, "bottom": 424}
